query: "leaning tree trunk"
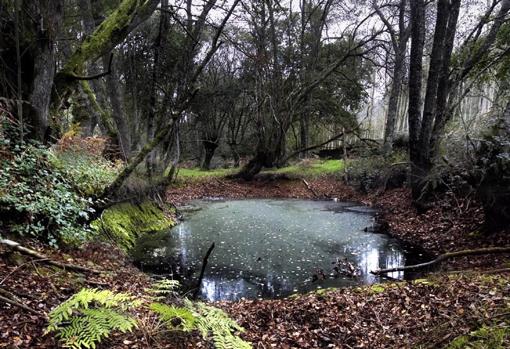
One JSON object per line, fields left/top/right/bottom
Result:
{"left": 52, "top": 0, "right": 159, "bottom": 107}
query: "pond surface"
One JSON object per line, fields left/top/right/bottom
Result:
{"left": 134, "top": 199, "right": 426, "bottom": 301}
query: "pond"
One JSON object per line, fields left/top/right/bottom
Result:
{"left": 133, "top": 199, "right": 427, "bottom": 301}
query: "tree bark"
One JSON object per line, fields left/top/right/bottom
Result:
{"left": 25, "top": 0, "right": 64, "bottom": 142}
{"left": 53, "top": 0, "right": 159, "bottom": 105}
{"left": 201, "top": 141, "right": 218, "bottom": 170}
{"left": 407, "top": 0, "right": 426, "bottom": 200}
{"left": 381, "top": 0, "right": 409, "bottom": 155}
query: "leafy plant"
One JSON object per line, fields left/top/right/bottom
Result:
{"left": 145, "top": 278, "right": 181, "bottom": 301}
{"left": 149, "top": 302, "right": 197, "bottom": 332}
{"left": 0, "top": 142, "right": 94, "bottom": 245}
{"left": 46, "top": 288, "right": 141, "bottom": 349}
{"left": 49, "top": 149, "right": 119, "bottom": 197}
{"left": 190, "top": 301, "right": 252, "bottom": 349}
{"left": 150, "top": 295, "right": 251, "bottom": 349}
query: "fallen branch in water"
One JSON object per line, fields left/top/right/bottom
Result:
{"left": 0, "top": 239, "right": 102, "bottom": 274}
{"left": 371, "top": 247, "right": 510, "bottom": 275}
{"left": 193, "top": 242, "right": 215, "bottom": 299}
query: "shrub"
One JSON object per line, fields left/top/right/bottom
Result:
{"left": 49, "top": 136, "right": 120, "bottom": 197}
{"left": 0, "top": 142, "right": 94, "bottom": 245}
{"left": 344, "top": 151, "right": 409, "bottom": 192}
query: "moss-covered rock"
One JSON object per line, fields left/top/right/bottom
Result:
{"left": 91, "top": 201, "right": 174, "bottom": 250}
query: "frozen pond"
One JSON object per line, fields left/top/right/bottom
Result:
{"left": 133, "top": 199, "right": 425, "bottom": 301}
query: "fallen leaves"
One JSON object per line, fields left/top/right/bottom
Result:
{"left": 219, "top": 274, "right": 510, "bottom": 348}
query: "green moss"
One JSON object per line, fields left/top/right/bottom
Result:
{"left": 91, "top": 201, "right": 174, "bottom": 250}
{"left": 368, "top": 284, "right": 387, "bottom": 293}
{"left": 63, "top": 0, "right": 140, "bottom": 74}
{"left": 80, "top": 81, "right": 116, "bottom": 136}
{"left": 448, "top": 324, "right": 510, "bottom": 349}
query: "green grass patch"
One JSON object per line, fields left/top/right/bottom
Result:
{"left": 177, "top": 167, "right": 238, "bottom": 180}
{"left": 176, "top": 159, "right": 343, "bottom": 181}
{"left": 262, "top": 159, "right": 344, "bottom": 178}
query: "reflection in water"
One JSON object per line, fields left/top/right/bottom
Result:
{"left": 134, "top": 199, "right": 426, "bottom": 301}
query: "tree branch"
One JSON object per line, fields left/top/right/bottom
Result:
{"left": 371, "top": 247, "right": 510, "bottom": 275}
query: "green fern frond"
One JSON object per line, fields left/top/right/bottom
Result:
{"left": 149, "top": 302, "right": 196, "bottom": 332}
{"left": 186, "top": 300, "right": 251, "bottom": 349}
{"left": 46, "top": 288, "right": 139, "bottom": 349}
{"left": 145, "top": 279, "right": 180, "bottom": 300}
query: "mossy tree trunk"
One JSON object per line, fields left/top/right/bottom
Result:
{"left": 52, "top": 0, "right": 159, "bottom": 108}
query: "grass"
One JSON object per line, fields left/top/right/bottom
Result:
{"left": 262, "top": 159, "right": 344, "bottom": 178}
{"left": 176, "top": 159, "right": 344, "bottom": 181}
{"left": 176, "top": 167, "right": 238, "bottom": 180}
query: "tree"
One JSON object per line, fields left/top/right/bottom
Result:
{"left": 407, "top": 0, "right": 510, "bottom": 201}
{"left": 233, "top": 1, "right": 380, "bottom": 180}
{"left": 374, "top": 0, "right": 411, "bottom": 155}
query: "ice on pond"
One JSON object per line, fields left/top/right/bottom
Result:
{"left": 134, "top": 199, "right": 426, "bottom": 301}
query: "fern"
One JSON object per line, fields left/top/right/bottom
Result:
{"left": 149, "top": 302, "right": 196, "bottom": 332}
{"left": 145, "top": 279, "right": 180, "bottom": 300}
{"left": 190, "top": 301, "right": 251, "bottom": 349}
{"left": 46, "top": 288, "right": 140, "bottom": 349}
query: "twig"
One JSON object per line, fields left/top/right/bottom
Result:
{"left": 1, "top": 239, "right": 102, "bottom": 274}
{"left": 371, "top": 247, "right": 510, "bottom": 275}
{"left": 0, "top": 289, "right": 40, "bottom": 315}
{"left": 302, "top": 179, "right": 320, "bottom": 198}
{"left": 0, "top": 258, "right": 49, "bottom": 285}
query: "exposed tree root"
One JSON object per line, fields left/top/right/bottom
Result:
{"left": 0, "top": 239, "right": 102, "bottom": 274}
{"left": 371, "top": 247, "right": 510, "bottom": 275}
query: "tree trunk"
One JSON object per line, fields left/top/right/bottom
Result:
{"left": 407, "top": 0, "right": 426, "bottom": 200}
{"left": 25, "top": 1, "right": 64, "bottom": 142}
{"left": 383, "top": 48, "right": 406, "bottom": 155}
{"left": 229, "top": 143, "right": 241, "bottom": 167}
{"left": 201, "top": 141, "right": 218, "bottom": 170}
{"left": 380, "top": 0, "right": 409, "bottom": 155}
{"left": 53, "top": 0, "right": 159, "bottom": 106}
{"left": 103, "top": 55, "right": 131, "bottom": 159}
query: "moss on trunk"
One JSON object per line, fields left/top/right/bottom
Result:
{"left": 91, "top": 201, "right": 174, "bottom": 250}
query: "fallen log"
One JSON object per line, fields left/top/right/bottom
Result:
{"left": 1, "top": 239, "right": 102, "bottom": 274}
{"left": 371, "top": 247, "right": 510, "bottom": 275}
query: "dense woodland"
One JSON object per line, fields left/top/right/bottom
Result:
{"left": 1, "top": 0, "right": 510, "bottom": 348}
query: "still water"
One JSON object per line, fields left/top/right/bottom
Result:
{"left": 134, "top": 199, "right": 424, "bottom": 301}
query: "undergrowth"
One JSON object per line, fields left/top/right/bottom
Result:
{"left": 0, "top": 141, "right": 94, "bottom": 245}
{"left": 45, "top": 289, "right": 140, "bottom": 349}
{"left": 47, "top": 280, "right": 252, "bottom": 349}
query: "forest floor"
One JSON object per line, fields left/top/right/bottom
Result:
{"left": 1, "top": 170, "right": 509, "bottom": 348}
